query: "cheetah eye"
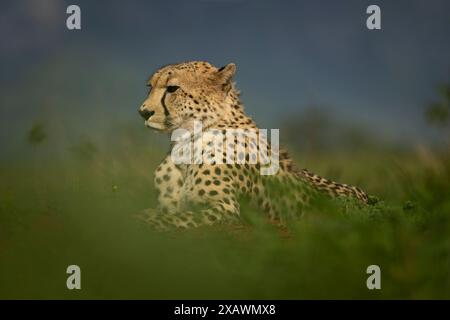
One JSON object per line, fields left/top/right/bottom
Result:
{"left": 167, "top": 85, "right": 180, "bottom": 93}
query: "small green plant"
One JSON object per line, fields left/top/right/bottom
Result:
{"left": 425, "top": 84, "right": 450, "bottom": 128}
{"left": 27, "top": 122, "right": 47, "bottom": 145}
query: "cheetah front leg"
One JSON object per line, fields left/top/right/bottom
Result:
{"left": 139, "top": 197, "right": 241, "bottom": 231}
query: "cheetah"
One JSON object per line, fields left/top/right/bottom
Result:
{"left": 138, "top": 61, "right": 370, "bottom": 230}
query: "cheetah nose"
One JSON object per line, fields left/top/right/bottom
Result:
{"left": 139, "top": 108, "right": 155, "bottom": 120}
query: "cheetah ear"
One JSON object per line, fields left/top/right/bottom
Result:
{"left": 216, "top": 63, "right": 236, "bottom": 92}
{"left": 217, "top": 63, "right": 236, "bottom": 83}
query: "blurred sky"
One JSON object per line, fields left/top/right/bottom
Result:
{"left": 0, "top": 0, "right": 449, "bottom": 155}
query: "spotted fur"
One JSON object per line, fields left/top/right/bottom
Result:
{"left": 138, "top": 61, "right": 369, "bottom": 230}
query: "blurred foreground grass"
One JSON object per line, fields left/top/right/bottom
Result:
{"left": 0, "top": 127, "right": 449, "bottom": 299}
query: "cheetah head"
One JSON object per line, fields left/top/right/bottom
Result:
{"left": 139, "top": 61, "right": 236, "bottom": 133}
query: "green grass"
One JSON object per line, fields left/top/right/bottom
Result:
{"left": 1, "top": 130, "right": 449, "bottom": 299}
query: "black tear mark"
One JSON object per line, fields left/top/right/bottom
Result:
{"left": 161, "top": 91, "right": 170, "bottom": 117}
